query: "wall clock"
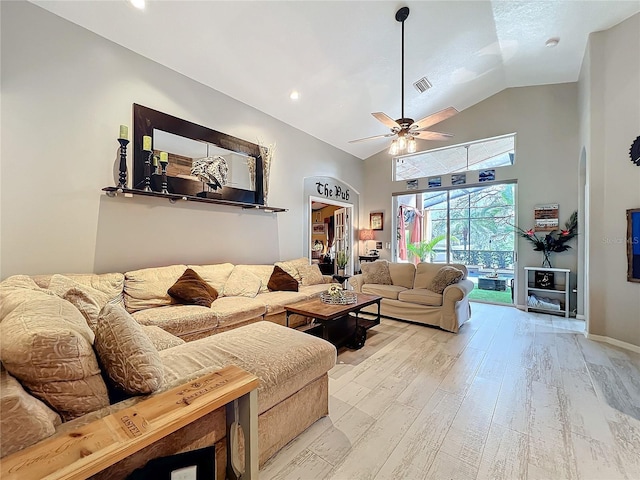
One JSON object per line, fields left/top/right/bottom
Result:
{"left": 630, "top": 136, "right": 640, "bottom": 166}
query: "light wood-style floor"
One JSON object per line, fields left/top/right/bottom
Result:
{"left": 260, "top": 303, "right": 640, "bottom": 480}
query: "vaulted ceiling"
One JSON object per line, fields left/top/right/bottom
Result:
{"left": 32, "top": 1, "right": 640, "bottom": 159}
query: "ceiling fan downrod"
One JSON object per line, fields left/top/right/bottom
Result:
{"left": 396, "top": 7, "right": 409, "bottom": 122}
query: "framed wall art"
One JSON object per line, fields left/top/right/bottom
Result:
{"left": 312, "top": 223, "right": 326, "bottom": 235}
{"left": 370, "top": 212, "right": 384, "bottom": 230}
{"left": 627, "top": 208, "right": 640, "bottom": 283}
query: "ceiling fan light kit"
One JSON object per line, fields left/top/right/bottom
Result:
{"left": 349, "top": 6, "right": 458, "bottom": 155}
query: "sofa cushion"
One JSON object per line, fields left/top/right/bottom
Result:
{"left": 124, "top": 265, "right": 187, "bottom": 313}
{"left": 362, "top": 284, "right": 408, "bottom": 300}
{"left": 234, "top": 265, "right": 275, "bottom": 293}
{"left": 0, "top": 368, "right": 61, "bottom": 458}
{"left": 361, "top": 260, "right": 393, "bottom": 285}
{"left": 253, "top": 290, "right": 311, "bottom": 315}
{"left": 32, "top": 272, "right": 125, "bottom": 307}
{"left": 159, "top": 321, "right": 336, "bottom": 414}
{"left": 48, "top": 274, "right": 113, "bottom": 332}
{"left": 414, "top": 262, "right": 467, "bottom": 290}
{"left": 274, "top": 257, "right": 310, "bottom": 283}
{"left": 0, "top": 289, "right": 109, "bottom": 421}
{"left": 95, "top": 304, "right": 164, "bottom": 395}
{"left": 142, "top": 326, "right": 186, "bottom": 351}
{"left": 168, "top": 268, "right": 219, "bottom": 307}
{"left": 430, "top": 266, "right": 464, "bottom": 294}
{"left": 388, "top": 263, "right": 416, "bottom": 289}
{"left": 187, "top": 263, "right": 235, "bottom": 294}
{"left": 397, "top": 288, "right": 444, "bottom": 306}
{"left": 0, "top": 276, "right": 57, "bottom": 320}
{"left": 298, "top": 264, "right": 324, "bottom": 286}
{"left": 267, "top": 266, "right": 298, "bottom": 292}
{"left": 223, "top": 267, "right": 262, "bottom": 298}
{"left": 132, "top": 297, "right": 266, "bottom": 339}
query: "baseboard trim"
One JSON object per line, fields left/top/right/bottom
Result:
{"left": 576, "top": 314, "right": 585, "bottom": 320}
{"left": 584, "top": 333, "right": 640, "bottom": 354}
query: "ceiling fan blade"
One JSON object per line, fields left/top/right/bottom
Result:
{"left": 349, "top": 133, "right": 396, "bottom": 144}
{"left": 411, "top": 107, "right": 458, "bottom": 131}
{"left": 372, "top": 112, "right": 401, "bottom": 130}
{"left": 413, "top": 131, "right": 454, "bottom": 141}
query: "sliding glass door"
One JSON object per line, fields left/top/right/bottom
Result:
{"left": 394, "top": 183, "right": 516, "bottom": 304}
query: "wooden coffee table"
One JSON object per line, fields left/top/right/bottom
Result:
{"left": 284, "top": 293, "right": 381, "bottom": 347}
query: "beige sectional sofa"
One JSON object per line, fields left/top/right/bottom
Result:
{"left": 0, "top": 258, "right": 337, "bottom": 479}
{"left": 349, "top": 261, "right": 474, "bottom": 333}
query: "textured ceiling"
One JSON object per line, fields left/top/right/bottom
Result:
{"left": 31, "top": 1, "right": 640, "bottom": 159}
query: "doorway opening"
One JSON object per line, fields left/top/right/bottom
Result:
{"left": 309, "top": 197, "right": 354, "bottom": 276}
{"left": 393, "top": 182, "right": 517, "bottom": 305}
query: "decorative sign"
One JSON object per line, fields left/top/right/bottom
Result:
{"left": 315, "top": 181, "right": 350, "bottom": 201}
{"left": 478, "top": 169, "right": 495, "bottom": 182}
{"left": 534, "top": 204, "right": 559, "bottom": 232}
{"left": 534, "top": 271, "right": 555, "bottom": 289}
{"left": 406, "top": 179, "right": 419, "bottom": 190}
{"left": 451, "top": 173, "right": 466, "bottom": 186}
{"left": 428, "top": 176, "right": 442, "bottom": 188}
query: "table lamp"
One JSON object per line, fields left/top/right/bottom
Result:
{"left": 359, "top": 229, "right": 377, "bottom": 255}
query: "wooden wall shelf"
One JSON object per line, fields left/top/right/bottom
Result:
{"left": 102, "top": 187, "right": 287, "bottom": 213}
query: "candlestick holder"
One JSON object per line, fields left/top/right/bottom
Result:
{"left": 117, "top": 138, "right": 129, "bottom": 190}
{"left": 142, "top": 149, "right": 153, "bottom": 192}
{"left": 160, "top": 158, "right": 169, "bottom": 194}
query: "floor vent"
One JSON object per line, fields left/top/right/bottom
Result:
{"left": 413, "top": 77, "right": 432, "bottom": 93}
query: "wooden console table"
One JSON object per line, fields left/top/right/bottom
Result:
{"left": 1, "top": 365, "right": 259, "bottom": 480}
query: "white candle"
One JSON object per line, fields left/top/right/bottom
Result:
{"left": 119, "top": 125, "right": 128, "bottom": 140}
{"left": 160, "top": 152, "right": 168, "bottom": 163}
{"left": 142, "top": 135, "right": 152, "bottom": 151}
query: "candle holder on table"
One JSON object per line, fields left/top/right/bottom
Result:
{"left": 117, "top": 138, "right": 129, "bottom": 190}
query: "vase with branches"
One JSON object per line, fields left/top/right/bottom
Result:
{"left": 513, "top": 211, "right": 578, "bottom": 268}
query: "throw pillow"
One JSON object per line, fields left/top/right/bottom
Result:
{"left": 49, "top": 274, "right": 112, "bottom": 332}
{"left": 267, "top": 265, "right": 299, "bottom": 292}
{"left": 274, "top": 257, "right": 309, "bottom": 283}
{"left": 94, "top": 304, "right": 164, "bottom": 395}
{"left": 0, "top": 368, "right": 61, "bottom": 457}
{"left": 361, "top": 260, "right": 393, "bottom": 285}
{"left": 430, "top": 266, "right": 464, "bottom": 294}
{"left": 298, "top": 264, "right": 324, "bottom": 286}
{"left": 0, "top": 290, "right": 110, "bottom": 421}
{"left": 168, "top": 268, "right": 219, "bottom": 307}
{"left": 223, "top": 267, "right": 262, "bottom": 298}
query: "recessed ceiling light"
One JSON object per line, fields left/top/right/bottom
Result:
{"left": 129, "top": 0, "right": 145, "bottom": 10}
{"left": 545, "top": 38, "right": 560, "bottom": 48}
{"left": 290, "top": 90, "right": 300, "bottom": 101}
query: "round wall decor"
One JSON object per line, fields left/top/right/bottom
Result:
{"left": 630, "top": 135, "right": 640, "bottom": 166}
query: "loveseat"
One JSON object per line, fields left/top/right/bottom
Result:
{"left": 349, "top": 260, "right": 474, "bottom": 333}
{"left": 0, "top": 258, "right": 337, "bottom": 479}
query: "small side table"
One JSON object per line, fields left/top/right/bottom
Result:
{"left": 332, "top": 274, "right": 352, "bottom": 289}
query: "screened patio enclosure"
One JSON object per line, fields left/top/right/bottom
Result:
{"left": 394, "top": 183, "right": 516, "bottom": 305}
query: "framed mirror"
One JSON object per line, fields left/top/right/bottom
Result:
{"left": 133, "top": 104, "right": 264, "bottom": 205}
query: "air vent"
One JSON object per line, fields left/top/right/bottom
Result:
{"left": 413, "top": 77, "right": 432, "bottom": 93}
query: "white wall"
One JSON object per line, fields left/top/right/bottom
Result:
{"left": 0, "top": 2, "right": 363, "bottom": 277}
{"left": 363, "top": 83, "right": 580, "bottom": 309}
{"left": 580, "top": 13, "right": 640, "bottom": 347}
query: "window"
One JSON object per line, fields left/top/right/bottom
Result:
{"left": 394, "top": 133, "right": 515, "bottom": 181}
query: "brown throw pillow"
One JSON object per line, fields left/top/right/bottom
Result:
{"left": 168, "top": 268, "right": 218, "bottom": 307}
{"left": 430, "top": 266, "right": 464, "bottom": 294}
{"left": 267, "top": 265, "right": 299, "bottom": 292}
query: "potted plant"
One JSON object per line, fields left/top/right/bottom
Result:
{"left": 336, "top": 250, "right": 349, "bottom": 275}
{"left": 407, "top": 234, "right": 448, "bottom": 262}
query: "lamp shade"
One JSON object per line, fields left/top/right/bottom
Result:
{"left": 359, "top": 229, "right": 375, "bottom": 241}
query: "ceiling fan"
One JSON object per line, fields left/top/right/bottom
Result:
{"left": 349, "top": 6, "right": 458, "bottom": 155}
